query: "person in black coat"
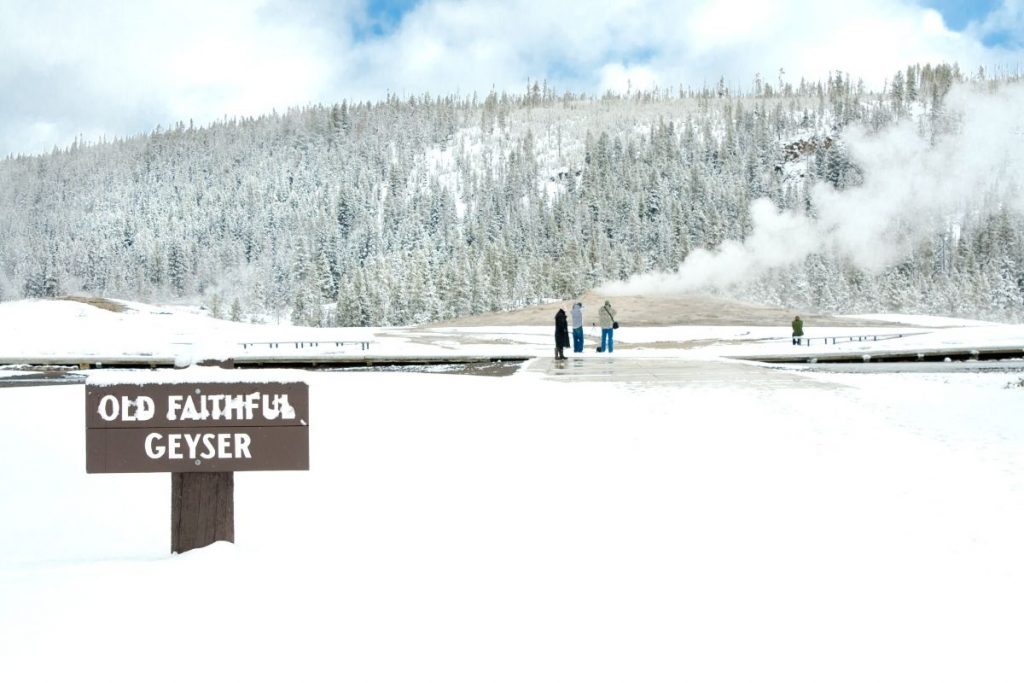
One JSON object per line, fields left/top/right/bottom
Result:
{"left": 554, "top": 308, "right": 570, "bottom": 359}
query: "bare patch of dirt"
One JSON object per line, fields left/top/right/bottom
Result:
{"left": 60, "top": 296, "right": 127, "bottom": 313}
{"left": 422, "top": 292, "right": 900, "bottom": 329}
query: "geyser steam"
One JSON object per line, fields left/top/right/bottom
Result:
{"left": 602, "top": 81, "right": 1024, "bottom": 296}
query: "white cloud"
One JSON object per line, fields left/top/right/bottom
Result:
{"left": 1, "top": 0, "right": 1023, "bottom": 157}
{"left": 598, "top": 64, "right": 659, "bottom": 94}
{"left": 327, "top": 0, "right": 1015, "bottom": 101}
{"left": 968, "top": 0, "right": 1024, "bottom": 41}
{"left": 0, "top": 0, "right": 342, "bottom": 155}
{"left": 686, "top": 0, "right": 784, "bottom": 51}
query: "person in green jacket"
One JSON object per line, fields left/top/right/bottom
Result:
{"left": 791, "top": 315, "right": 804, "bottom": 345}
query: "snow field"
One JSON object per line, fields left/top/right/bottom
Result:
{"left": 3, "top": 362, "right": 1024, "bottom": 681}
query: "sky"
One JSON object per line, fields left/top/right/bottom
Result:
{"left": 0, "top": 0, "right": 1022, "bottom": 158}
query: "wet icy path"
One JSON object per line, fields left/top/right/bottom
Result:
{"left": 529, "top": 355, "right": 839, "bottom": 388}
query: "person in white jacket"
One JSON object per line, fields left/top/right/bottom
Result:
{"left": 598, "top": 300, "right": 616, "bottom": 352}
{"left": 570, "top": 302, "right": 584, "bottom": 353}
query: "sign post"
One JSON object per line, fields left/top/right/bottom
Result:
{"left": 171, "top": 471, "right": 235, "bottom": 553}
{"left": 86, "top": 381, "right": 309, "bottom": 553}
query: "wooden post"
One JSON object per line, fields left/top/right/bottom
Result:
{"left": 172, "top": 472, "right": 234, "bottom": 553}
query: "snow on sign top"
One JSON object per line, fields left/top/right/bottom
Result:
{"left": 84, "top": 367, "right": 313, "bottom": 386}
{"left": 85, "top": 381, "right": 309, "bottom": 473}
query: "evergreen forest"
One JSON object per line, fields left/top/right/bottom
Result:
{"left": 2, "top": 63, "right": 1022, "bottom": 325}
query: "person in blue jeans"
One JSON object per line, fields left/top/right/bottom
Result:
{"left": 598, "top": 300, "right": 616, "bottom": 352}
{"left": 570, "top": 302, "right": 584, "bottom": 353}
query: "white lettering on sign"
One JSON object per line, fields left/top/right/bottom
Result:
{"left": 262, "top": 394, "right": 296, "bottom": 420}
{"left": 144, "top": 433, "right": 253, "bottom": 460}
{"left": 164, "top": 392, "right": 294, "bottom": 421}
{"left": 97, "top": 395, "right": 155, "bottom": 422}
{"left": 98, "top": 391, "right": 298, "bottom": 423}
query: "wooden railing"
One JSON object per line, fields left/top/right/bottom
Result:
{"left": 793, "top": 333, "right": 911, "bottom": 347}
{"left": 239, "top": 340, "right": 371, "bottom": 351}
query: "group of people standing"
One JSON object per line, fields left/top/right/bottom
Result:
{"left": 554, "top": 304, "right": 804, "bottom": 358}
{"left": 554, "top": 300, "right": 617, "bottom": 359}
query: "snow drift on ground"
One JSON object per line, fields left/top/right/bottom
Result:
{"left": 2, "top": 299, "right": 1024, "bottom": 683}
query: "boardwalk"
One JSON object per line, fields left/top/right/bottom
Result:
{"left": 528, "top": 356, "right": 835, "bottom": 388}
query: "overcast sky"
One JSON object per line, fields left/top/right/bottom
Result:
{"left": 1, "top": 0, "right": 1021, "bottom": 158}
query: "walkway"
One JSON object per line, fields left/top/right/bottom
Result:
{"left": 528, "top": 356, "right": 836, "bottom": 388}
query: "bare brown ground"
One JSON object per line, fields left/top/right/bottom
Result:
{"left": 423, "top": 292, "right": 896, "bottom": 328}
{"left": 59, "top": 295, "right": 127, "bottom": 313}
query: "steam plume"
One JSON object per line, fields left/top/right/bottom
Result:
{"left": 602, "top": 82, "right": 1024, "bottom": 296}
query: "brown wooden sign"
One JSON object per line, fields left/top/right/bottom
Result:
{"left": 86, "top": 382, "right": 309, "bottom": 473}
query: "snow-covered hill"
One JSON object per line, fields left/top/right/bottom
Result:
{"left": 5, "top": 64, "right": 1023, "bottom": 327}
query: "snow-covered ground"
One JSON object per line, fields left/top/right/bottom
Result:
{"left": 3, "top": 298, "right": 1024, "bottom": 682}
